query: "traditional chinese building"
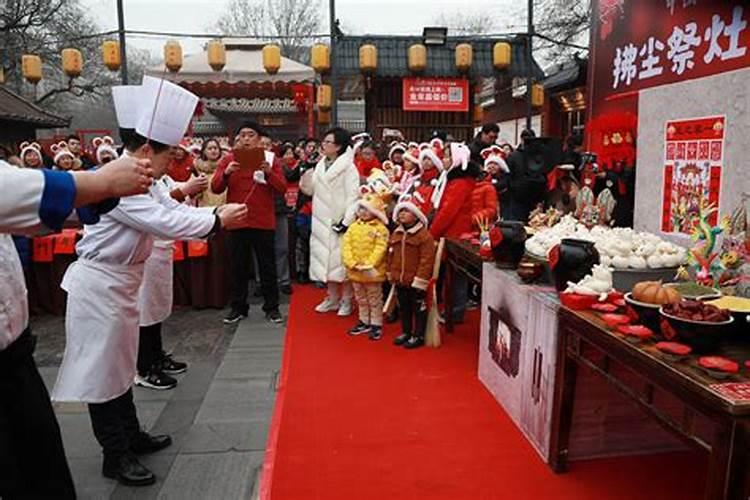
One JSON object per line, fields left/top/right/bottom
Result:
{"left": 146, "top": 39, "right": 316, "bottom": 141}
{"left": 0, "top": 86, "right": 70, "bottom": 154}
{"left": 586, "top": 0, "right": 749, "bottom": 239}
{"left": 334, "top": 34, "right": 544, "bottom": 142}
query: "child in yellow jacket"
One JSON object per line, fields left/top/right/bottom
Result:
{"left": 341, "top": 193, "right": 391, "bottom": 340}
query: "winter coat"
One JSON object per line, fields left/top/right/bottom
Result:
{"left": 300, "top": 149, "right": 360, "bottom": 283}
{"left": 430, "top": 166, "right": 477, "bottom": 240}
{"left": 342, "top": 218, "right": 390, "bottom": 283}
{"left": 211, "top": 151, "right": 287, "bottom": 230}
{"left": 387, "top": 222, "right": 435, "bottom": 290}
{"left": 471, "top": 177, "right": 499, "bottom": 227}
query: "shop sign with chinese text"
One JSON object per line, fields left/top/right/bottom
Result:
{"left": 402, "top": 78, "right": 469, "bottom": 112}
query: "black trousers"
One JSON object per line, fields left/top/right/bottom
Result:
{"left": 396, "top": 286, "right": 428, "bottom": 338}
{"left": 227, "top": 228, "right": 279, "bottom": 313}
{"left": 0, "top": 329, "right": 76, "bottom": 499}
{"left": 87, "top": 388, "right": 141, "bottom": 460}
{"left": 137, "top": 323, "right": 163, "bottom": 375}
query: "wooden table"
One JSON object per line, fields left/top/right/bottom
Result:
{"left": 444, "top": 239, "right": 484, "bottom": 332}
{"left": 551, "top": 308, "right": 750, "bottom": 500}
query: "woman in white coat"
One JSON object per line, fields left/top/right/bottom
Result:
{"left": 300, "top": 127, "right": 360, "bottom": 315}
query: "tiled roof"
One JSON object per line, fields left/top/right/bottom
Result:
{"left": 543, "top": 58, "right": 587, "bottom": 90}
{"left": 0, "top": 86, "right": 70, "bottom": 127}
{"left": 334, "top": 35, "right": 545, "bottom": 80}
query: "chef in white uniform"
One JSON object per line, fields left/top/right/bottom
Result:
{"left": 52, "top": 78, "right": 248, "bottom": 487}
{"left": 0, "top": 159, "right": 152, "bottom": 499}
{"left": 135, "top": 163, "right": 211, "bottom": 390}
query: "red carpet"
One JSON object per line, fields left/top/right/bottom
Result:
{"left": 262, "top": 285, "right": 706, "bottom": 499}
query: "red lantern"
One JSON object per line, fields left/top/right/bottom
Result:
{"left": 291, "top": 83, "right": 311, "bottom": 113}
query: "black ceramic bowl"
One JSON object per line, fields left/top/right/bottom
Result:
{"left": 624, "top": 293, "right": 662, "bottom": 332}
{"left": 659, "top": 307, "right": 734, "bottom": 354}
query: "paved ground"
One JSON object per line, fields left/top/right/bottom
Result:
{"left": 31, "top": 294, "right": 288, "bottom": 500}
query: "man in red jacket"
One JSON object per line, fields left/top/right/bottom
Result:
{"left": 211, "top": 121, "right": 287, "bottom": 324}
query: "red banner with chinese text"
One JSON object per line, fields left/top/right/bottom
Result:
{"left": 587, "top": 1, "right": 749, "bottom": 148}
{"left": 402, "top": 78, "right": 469, "bottom": 112}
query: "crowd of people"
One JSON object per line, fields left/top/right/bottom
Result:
{"left": 1, "top": 67, "right": 638, "bottom": 496}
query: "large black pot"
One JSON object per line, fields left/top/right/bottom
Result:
{"left": 550, "top": 238, "right": 600, "bottom": 292}
{"left": 491, "top": 221, "right": 528, "bottom": 269}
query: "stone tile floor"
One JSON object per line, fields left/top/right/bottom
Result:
{"left": 31, "top": 298, "right": 287, "bottom": 500}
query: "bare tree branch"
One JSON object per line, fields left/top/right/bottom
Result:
{"left": 212, "top": 0, "right": 321, "bottom": 60}
{"left": 433, "top": 11, "right": 495, "bottom": 36}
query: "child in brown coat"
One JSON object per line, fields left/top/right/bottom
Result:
{"left": 387, "top": 196, "right": 436, "bottom": 349}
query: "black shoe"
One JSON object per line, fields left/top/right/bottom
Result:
{"left": 314, "top": 281, "right": 326, "bottom": 289}
{"left": 297, "top": 275, "right": 310, "bottom": 285}
{"left": 385, "top": 310, "right": 399, "bottom": 324}
{"left": 266, "top": 310, "right": 284, "bottom": 324}
{"left": 135, "top": 371, "right": 177, "bottom": 391}
{"left": 368, "top": 326, "right": 382, "bottom": 341}
{"left": 348, "top": 321, "right": 371, "bottom": 336}
{"left": 130, "top": 431, "right": 173, "bottom": 455}
{"left": 280, "top": 284, "right": 294, "bottom": 295}
{"left": 223, "top": 309, "right": 247, "bottom": 324}
{"left": 159, "top": 352, "right": 187, "bottom": 375}
{"left": 404, "top": 336, "right": 425, "bottom": 349}
{"left": 102, "top": 453, "right": 156, "bottom": 486}
{"left": 393, "top": 333, "right": 411, "bottom": 346}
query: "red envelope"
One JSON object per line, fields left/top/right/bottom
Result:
{"left": 187, "top": 240, "right": 209, "bottom": 258}
{"left": 173, "top": 241, "right": 185, "bottom": 261}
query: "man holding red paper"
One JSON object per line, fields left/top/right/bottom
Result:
{"left": 211, "top": 121, "right": 287, "bottom": 325}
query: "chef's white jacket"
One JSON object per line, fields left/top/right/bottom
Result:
{"left": 1, "top": 160, "right": 78, "bottom": 350}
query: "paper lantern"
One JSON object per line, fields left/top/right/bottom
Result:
{"left": 164, "top": 40, "right": 183, "bottom": 72}
{"left": 263, "top": 45, "right": 281, "bottom": 75}
{"left": 493, "top": 42, "right": 511, "bottom": 70}
{"left": 311, "top": 44, "right": 330, "bottom": 74}
{"left": 455, "top": 43, "right": 473, "bottom": 73}
{"left": 317, "top": 84, "right": 332, "bottom": 112}
{"left": 101, "top": 40, "right": 121, "bottom": 71}
{"left": 62, "top": 48, "right": 82, "bottom": 78}
{"left": 532, "top": 83, "right": 545, "bottom": 107}
{"left": 318, "top": 109, "right": 331, "bottom": 124}
{"left": 207, "top": 40, "right": 226, "bottom": 72}
{"left": 408, "top": 44, "right": 427, "bottom": 73}
{"left": 359, "top": 44, "right": 377, "bottom": 74}
{"left": 21, "top": 55, "right": 42, "bottom": 84}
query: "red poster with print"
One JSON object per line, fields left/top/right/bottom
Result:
{"left": 661, "top": 116, "right": 724, "bottom": 235}
{"left": 402, "top": 78, "right": 469, "bottom": 112}
{"left": 187, "top": 240, "right": 209, "bottom": 258}
{"left": 173, "top": 241, "right": 185, "bottom": 262}
{"left": 32, "top": 236, "right": 55, "bottom": 263}
{"left": 53, "top": 229, "right": 78, "bottom": 255}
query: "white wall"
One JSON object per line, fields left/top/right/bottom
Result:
{"left": 635, "top": 67, "right": 750, "bottom": 245}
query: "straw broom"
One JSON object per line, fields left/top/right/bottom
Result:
{"left": 425, "top": 238, "right": 446, "bottom": 348}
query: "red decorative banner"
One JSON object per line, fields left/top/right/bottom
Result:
{"left": 32, "top": 236, "right": 55, "bottom": 263}
{"left": 402, "top": 78, "right": 469, "bottom": 112}
{"left": 53, "top": 229, "right": 78, "bottom": 255}
{"left": 173, "top": 241, "right": 185, "bottom": 262}
{"left": 661, "top": 115, "right": 725, "bottom": 235}
{"left": 187, "top": 240, "right": 209, "bottom": 258}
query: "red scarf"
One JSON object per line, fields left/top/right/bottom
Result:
{"left": 355, "top": 156, "right": 381, "bottom": 177}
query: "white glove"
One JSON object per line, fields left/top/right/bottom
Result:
{"left": 253, "top": 170, "right": 267, "bottom": 185}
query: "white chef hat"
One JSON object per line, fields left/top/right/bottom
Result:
{"left": 135, "top": 76, "right": 199, "bottom": 146}
{"left": 112, "top": 85, "right": 142, "bottom": 129}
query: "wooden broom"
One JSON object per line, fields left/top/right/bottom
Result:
{"left": 425, "top": 237, "right": 446, "bottom": 348}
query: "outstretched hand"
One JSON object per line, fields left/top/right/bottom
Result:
{"left": 96, "top": 156, "right": 153, "bottom": 197}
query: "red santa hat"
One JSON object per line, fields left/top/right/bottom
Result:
{"left": 429, "top": 137, "right": 444, "bottom": 158}
{"left": 418, "top": 146, "right": 443, "bottom": 172}
{"left": 481, "top": 146, "right": 509, "bottom": 173}
{"left": 393, "top": 193, "right": 428, "bottom": 227}
{"left": 92, "top": 136, "right": 119, "bottom": 164}
{"left": 388, "top": 143, "right": 406, "bottom": 162}
{"left": 19, "top": 141, "right": 43, "bottom": 163}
